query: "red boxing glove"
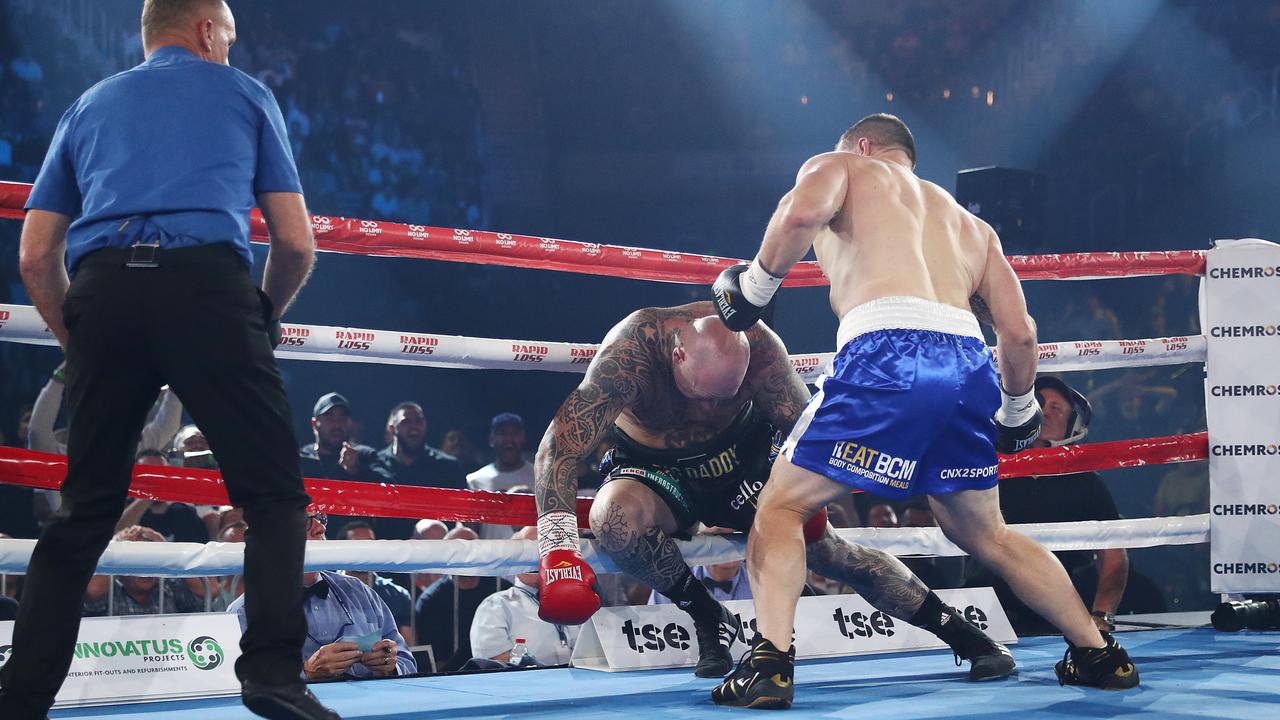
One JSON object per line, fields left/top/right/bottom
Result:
{"left": 538, "top": 549, "right": 601, "bottom": 625}
{"left": 802, "top": 506, "right": 828, "bottom": 545}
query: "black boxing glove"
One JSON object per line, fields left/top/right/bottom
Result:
{"left": 994, "top": 386, "right": 1042, "bottom": 454}
{"left": 712, "top": 260, "right": 783, "bottom": 332}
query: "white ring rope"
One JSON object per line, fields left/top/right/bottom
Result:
{"left": 0, "top": 515, "right": 1208, "bottom": 577}
{"left": 0, "top": 304, "right": 1205, "bottom": 381}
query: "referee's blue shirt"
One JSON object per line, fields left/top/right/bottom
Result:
{"left": 25, "top": 46, "right": 302, "bottom": 273}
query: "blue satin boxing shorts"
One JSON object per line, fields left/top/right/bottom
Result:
{"left": 781, "top": 296, "right": 1001, "bottom": 500}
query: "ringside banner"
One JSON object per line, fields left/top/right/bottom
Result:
{"left": 571, "top": 587, "right": 1014, "bottom": 672}
{"left": 0, "top": 613, "right": 242, "bottom": 708}
{"left": 1203, "top": 238, "right": 1280, "bottom": 593}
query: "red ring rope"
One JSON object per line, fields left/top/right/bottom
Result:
{"left": 0, "top": 181, "right": 1206, "bottom": 285}
{"left": 0, "top": 434, "right": 1206, "bottom": 529}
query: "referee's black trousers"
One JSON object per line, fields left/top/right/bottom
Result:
{"left": 0, "top": 245, "right": 310, "bottom": 716}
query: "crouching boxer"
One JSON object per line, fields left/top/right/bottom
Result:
{"left": 532, "top": 303, "right": 1015, "bottom": 680}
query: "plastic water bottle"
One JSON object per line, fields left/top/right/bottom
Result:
{"left": 510, "top": 637, "right": 530, "bottom": 667}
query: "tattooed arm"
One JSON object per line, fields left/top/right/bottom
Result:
{"left": 534, "top": 311, "right": 657, "bottom": 518}
{"left": 745, "top": 323, "right": 810, "bottom": 436}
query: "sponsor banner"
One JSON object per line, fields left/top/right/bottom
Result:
{"left": 1204, "top": 238, "right": 1280, "bottom": 593}
{"left": 571, "top": 587, "right": 1014, "bottom": 672}
{"left": 0, "top": 304, "right": 1202, "bottom": 383}
{"left": 0, "top": 613, "right": 242, "bottom": 708}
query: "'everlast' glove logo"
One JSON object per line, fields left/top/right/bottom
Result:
{"left": 715, "top": 290, "right": 736, "bottom": 318}
{"left": 544, "top": 563, "right": 584, "bottom": 583}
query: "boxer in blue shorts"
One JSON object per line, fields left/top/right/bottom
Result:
{"left": 709, "top": 113, "right": 1138, "bottom": 709}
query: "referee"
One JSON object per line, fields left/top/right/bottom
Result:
{"left": 0, "top": 2, "right": 337, "bottom": 719}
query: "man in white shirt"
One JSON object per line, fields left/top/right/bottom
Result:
{"left": 469, "top": 526, "right": 578, "bottom": 666}
{"left": 466, "top": 413, "right": 535, "bottom": 540}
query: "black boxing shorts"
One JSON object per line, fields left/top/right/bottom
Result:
{"left": 599, "top": 402, "right": 781, "bottom": 536}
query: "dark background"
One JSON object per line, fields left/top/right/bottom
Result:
{"left": 4, "top": 0, "right": 1275, "bottom": 611}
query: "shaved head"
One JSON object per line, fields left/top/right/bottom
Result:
{"left": 141, "top": 0, "right": 235, "bottom": 63}
{"left": 672, "top": 316, "right": 750, "bottom": 400}
{"left": 445, "top": 526, "right": 479, "bottom": 542}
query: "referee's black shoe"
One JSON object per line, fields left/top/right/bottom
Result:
{"left": 711, "top": 635, "right": 795, "bottom": 709}
{"left": 242, "top": 682, "right": 342, "bottom": 720}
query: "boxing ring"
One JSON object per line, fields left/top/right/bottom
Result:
{"left": 0, "top": 180, "right": 1275, "bottom": 718}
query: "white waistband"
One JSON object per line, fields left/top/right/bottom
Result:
{"left": 836, "top": 296, "right": 983, "bottom": 348}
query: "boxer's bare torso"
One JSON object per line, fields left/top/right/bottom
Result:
{"left": 811, "top": 152, "right": 994, "bottom": 320}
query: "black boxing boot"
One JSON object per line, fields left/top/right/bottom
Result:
{"left": 1054, "top": 632, "right": 1139, "bottom": 690}
{"left": 909, "top": 592, "right": 1016, "bottom": 681}
{"left": 711, "top": 635, "right": 795, "bottom": 709}
{"left": 663, "top": 567, "right": 734, "bottom": 677}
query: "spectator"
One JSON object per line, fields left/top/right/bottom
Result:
{"left": 466, "top": 414, "right": 533, "bottom": 492}
{"left": 467, "top": 413, "right": 534, "bottom": 540}
{"left": 966, "top": 376, "right": 1141, "bottom": 634}
{"left": 469, "top": 526, "right": 580, "bottom": 666}
{"left": 83, "top": 526, "right": 207, "bottom": 616}
{"left": 27, "top": 365, "right": 177, "bottom": 526}
{"left": 300, "top": 392, "right": 379, "bottom": 537}
{"left": 228, "top": 512, "right": 416, "bottom": 679}
{"left": 114, "top": 449, "right": 210, "bottom": 543}
{"left": 825, "top": 503, "right": 855, "bottom": 529}
{"left": 372, "top": 402, "right": 467, "bottom": 539}
{"left": 411, "top": 519, "right": 449, "bottom": 591}
{"left": 865, "top": 502, "right": 899, "bottom": 528}
{"left": 336, "top": 520, "right": 414, "bottom": 645}
{"left": 28, "top": 365, "right": 182, "bottom": 457}
{"left": 1154, "top": 462, "right": 1209, "bottom": 517}
{"left": 414, "top": 526, "right": 504, "bottom": 672}
{"left": 170, "top": 424, "right": 215, "bottom": 468}
{"left": 441, "top": 429, "right": 481, "bottom": 473}
{"left": 299, "top": 392, "right": 379, "bottom": 482}
{"left": 205, "top": 521, "right": 247, "bottom": 612}
{"left": 651, "top": 561, "right": 752, "bottom": 604}
{"left": 0, "top": 532, "right": 20, "bottom": 610}
{"left": 167, "top": 426, "right": 223, "bottom": 537}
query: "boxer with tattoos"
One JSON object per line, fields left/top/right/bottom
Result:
{"left": 532, "top": 302, "right": 1014, "bottom": 679}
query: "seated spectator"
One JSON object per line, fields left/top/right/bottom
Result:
{"left": 216, "top": 506, "right": 245, "bottom": 533}
{"left": 228, "top": 512, "right": 416, "bottom": 679}
{"left": 651, "top": 560, "right": 751, "bottom": 604}
{"left": 414, "top": 526, "right": 506, "bottom": 672}
{"left": 83, "top": 526, "right": 207, "bottom": 616}
{"left": 865, "top": 502, "right": 899, "bottom": 528}
{"left": 301, "top": 392, "right": 380, "bottom": 537}
{"left": 469, "top": 526, "right": 580, "bottom": 666}
{"left": 0, "top": 532, "right": 21, "bottom": 607}
{"left": 825, "top": 503, "right": 855, "bottom": 529}
{"left": 1154, "top": 461, "right": 1209, "bottom": 517}
{"left": 372, "top": 402, "right": 467, "bottom": 539}
{"left": 411, "top": 519, "right": 449, "bottom": 591}
{"left": 114, "top": 449, "right": 210, "bottom": 543}
{"left": 337, "top": 520, "right": 414, "bottom": 644}
{"left": 168, "top": 426, "right": 230, "bottom": 537}
{"left": 204, "top": 521, "right": 247, "bottom": 612}
{"left": 965, "top": 376, "right": 1132, "bottom": 634}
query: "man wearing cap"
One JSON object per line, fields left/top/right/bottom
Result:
{"left": 965, "top": 375, "right": 1130, "bottom": 634}
{"left": 467, "top": 413, "right": 535, "bottom": 540}
{"left": 300, "top": 392, "right": 379, "bottom": 538}
{"left": 300, "top": 392, "right": 379, "bottom": 481}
